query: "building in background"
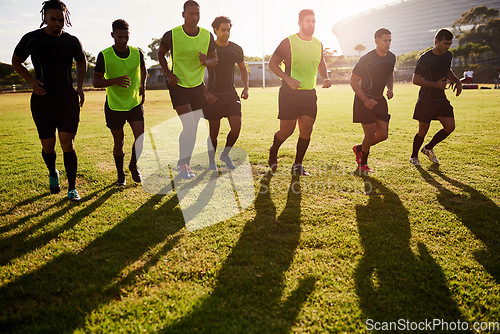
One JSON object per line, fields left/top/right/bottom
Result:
{"left": 332, "top": 0, "right": 500, "bottom": 56}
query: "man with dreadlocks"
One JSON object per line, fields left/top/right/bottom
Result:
{"left": 12, "top": 0, "right": 86, "bottom": 201}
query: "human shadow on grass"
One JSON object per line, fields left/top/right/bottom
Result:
{"left": 162, "top": 172, "right": 316, "bottom": 334}
{"left": 354, "top": 176, "right": 466, "bottom": 329}
{"left": 417, "top": 165, "right": 500, "bottom": 282}
{"left": 0, "top": 193, "right": 184, "bottom": 333}
{"left": 0, "top": 184, "right": 115, "bottom": 265}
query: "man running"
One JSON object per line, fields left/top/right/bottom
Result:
{"left": 12, "top": 0, "right": 86, "bottom": 201}
{"left": 350, "top": 28, "right": 395, "bottom": 174}
{"left": 205, "top": 16, "right": 249, "bottom": 171}
{"left": 410, "top": 29, "right": 462, "bottom": 166}
{"left": 268, "top": 9, "right": 331, "bottom": 176}
{"left": 93, "top": 19, "right": 146, "bottom": 186}
{"left": 158, "top": 0, "right": 218, "bottom": 179}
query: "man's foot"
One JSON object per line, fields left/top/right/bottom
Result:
{"left": 220, "top": 154, "right": 236, "bottom": 169}
{"left": 352, "top": 145, "right": 362, "bottom": 166}
{"left": 359, "top": 165, "right": 374, "bottom": 174}
{"left": 129, "top": 164, "right": 142, "bottom": 183}
{"left": 116, "top": 176, "right": 126, "bottom": 186}
{"left": 49, "top": 169, "right": 61, "bottom": 194}
{"left": 268, "top": 147, "right": 278, "bottom": 172}
{"left": 178, "top": 164, "right": 195, "bottom": 179}
{"left": 68, "top": 188, "right": 81, "bottom": 201}
{"left": 208, "top": 162, "right": 218, "bottom": 171}
{"left": 421, "top": 146, "right": 439, "bottom": 164}
{"left": 292, "top": 164, "right": 310, "bottom": 176}
{"left": 409, "top": 157, "right": 421, "bottom": 166}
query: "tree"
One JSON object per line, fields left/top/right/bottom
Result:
{"left": 353, "top": 44, "right": 366, "bottom": 57}
{"left": 452, "top": 6, "right": 500, "bottom": 52}
{"left": 84, "top": 51, "right": 96, "bottom": 66}
{"left": 452, "top": 43, "right": 490, "bottom": 66}
{"left": 148, "top": 38, "right": 163, "bottom": 64}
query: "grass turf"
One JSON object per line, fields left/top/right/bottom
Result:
{"left": 0, "top": 84, "right": 499, "bottom": 333}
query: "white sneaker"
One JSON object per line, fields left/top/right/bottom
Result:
{"left": 421, "top": 146, "right": 439, "bottom": 164}
{"left": 410, "top": 157, "right": 421, "bottom": 166}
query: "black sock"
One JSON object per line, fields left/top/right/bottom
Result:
{"left": 42, "top": 150, "right": 57, "bottom": 177}
{"left": 130, "top": 144, "right": 138, "bottom": 169}
{"left": 294, "top": 137, "right": 310, "bottom": 165}
{"left": 114, "top": 154, "right": 125, "bottom": 179}
{"left": 412, "top": 134, "right": 425, "bottom": 158}
{"left": 63, "top": 150, "right": 78, "bottom": 190}
{"left": 361, "top": 151, "right": 369, "bottom": 166}
{"left": 355, "top": 145, "right": 362, "bottom": 153}
{"left": 270, "top": 133, "right": 284, "bottom": 156}
{"left": 222, "top": 132, "right": 238, "bottom": 156}
{"left": 178, "top": 135, "right": 196, "bottom": 166}
{"left": 208, "top": 138, "right": 217, "bottom": 164}
{"left": 426, "top": 129, "right": 450, "bottom": 150}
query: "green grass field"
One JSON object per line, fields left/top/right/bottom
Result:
{"left": 0, "top": 84, "right": 499, "bottom": 333}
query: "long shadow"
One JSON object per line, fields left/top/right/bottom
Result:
{"left": 354, "top": 176, "right": 466, "bottom": 327}
{"left": 417, "top": 166, "right": 500, "bottom": 282}
{"left": 162, "top": 172, "right": 316, "bottom": 333}
{"left": 0, "top": 184, "right": 114, "bottom": 265}
{"left": 0, "top": 193, "right": 184, "bottom": 333}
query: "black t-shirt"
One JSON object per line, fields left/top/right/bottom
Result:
{"left": 14, "top": 28, "right": 85, "bottom": 92}
{"left": 160, "top": 27, "right": 216, "bottom": 55}
{"left": 207, "top": 41, "right": 244, "bottom": 94}
{"left": 352, "top": 49, "right": 396, "bottom": 98}
{"left": 94, "top": 46, "right": 145, "bottom": 73}
{"left": 414, "top": 49, "right": 452, "bottom": 100}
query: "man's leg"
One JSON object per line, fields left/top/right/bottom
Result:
{"left": 294, "top": 115, "right": 314, "bottom": 165}
{"left": 59, "top": 131, "right": 79, "bottom": 200}
{"left": 129, "top": 120, "right": 144, "bottom": 182}
{"left": 360, "top": 123, "right": 376, "bottom": 167}
{"left": 41, "top": 137, "right": 59, "bottom": 193}
{"left": 426, "top": 117, "right": 455, "bottom": 150}
{"left": 208, "top": 119, "right": 220, "bottom": 168}
{"left": 269, "top": 119, "right": 296, "bottom": 171}
{"left": 219, "top": 116, "right": 241, "bottom": 169}
{"left": 110, "top": 128, "right": 126, "bottom": 185}
{"left": 409, "top": 121, "right": 430, "bottom": 165}
{"left": 372, "top": 119, "right": 389, "bottom": 146}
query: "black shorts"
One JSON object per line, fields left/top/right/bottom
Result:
{"left": 353, "top": 95, "right": 391, "bottom": 124}
{"left": 413, "top": 98, "right": 454, "bottom": 123}
{"left": 278, "top": 84, "right": 317, "bottom": 120}
{"left": 205, "top": 92, "right": 242, "bottom": 121}
{"left": 30, "top": 88, "right": 80, "bottom": 139}
{"left": 168, "top": 83, "right": 208, "bottom": 116}
{"left": 105, "top": 101, "right": 144, "bottom": 130}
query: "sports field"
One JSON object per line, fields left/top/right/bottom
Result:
{"left": 0, "top": 84, "right": 499, "bottom": 333}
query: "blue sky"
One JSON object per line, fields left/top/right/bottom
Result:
{"left": 0, "top": 0, "right": 395, "bottom": 67}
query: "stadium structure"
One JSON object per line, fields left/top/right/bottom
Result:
{"left": 332, "top": 0, "right": 500, "bottom": 56}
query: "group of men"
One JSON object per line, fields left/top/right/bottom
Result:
{"left": 12, "top": 0, "right": 462, "bottom": 201}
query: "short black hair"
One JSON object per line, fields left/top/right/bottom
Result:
{"left": 183, "top": 0, "right": 199, "bottom": 11}
{"left": 435, "top": 28, "right": 453, "bottom": 41}
{"left": 375, "top": 28, "right": 391, "bottom": 39}
{"left": 212, "top": 16, "right": 232, "bottom": 31}
{"left": 112, "top": 19, "right": 129, "bottom": 31}
{"left": 299, "top": 9, "right": 314, "bottom": 22}
{"left": 40, "top": 0, "right": 71, "bottom": 28}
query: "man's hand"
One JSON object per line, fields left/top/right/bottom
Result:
{"left": 199, "top": 52, "right": 208, "bottom": 65}
{"left": 453, "top": 81, "right": 462, "bottom": 97}
{"left": 167, "top": 73, "right": 179, "bottom": 86}
{"left": 241, "top": 87, "right": 249, "bottom": 100}
{"left": 77, "top": 87, "right": 85, "bottom": 107}
{"left": 205, "top": 91, "right": 217, "bottom": 104}
{"left": 363, "top": 98, "right": 378, "bottom": 110}
{"left": 322, "top": 79, "right": 331, "bottom": 88}
{"left": 113, "top": 75, "right": 131, "bottom": 88}
{"left": 285, "top": 77, "right": 301, "bottom": 90}
{"left": 31, "top": 79, "right": 46, "bottom": 95}
{"left": 434, "top": 77, "right": 447, "bottom": 90}
{"left": 386, "top": 89, "right": 394, "bottom": 100}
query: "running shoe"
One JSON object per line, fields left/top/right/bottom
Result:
{"left": 178, "top": 164, "right": 195, "bottom": 179}
{"left": 116, "top": 176, "right": 126, "bottom": 186}
{"left": 352, "top": 145, "right": 362, "bottom": 166}
{"left": 292, "top": 164, "right": 310, "bottom": 176}
{"left": 49, "top": 169, "right": 61, "bottom": 194}
{"left": 409, "top": 157, "right": 421, "bottom": 166}
{"left": 129, "top": 164, "right": 142, "bottom": 183}
{"left": 220, "top": 154, "right": 236, "bottom": 169}
{"left": 421, "top": 146, "right": 439, "bottom": 164}
{"left": 208, "top": 162, "right": 218, "bottom": 171}
{"left": 359, "top": 165, "right": 374, "bottom": 174}
{"left": 68, "top": 188, "right": 81, "bottom": 201}
{"left": 268, "top": 147, "right": 278, "bottom": 172}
